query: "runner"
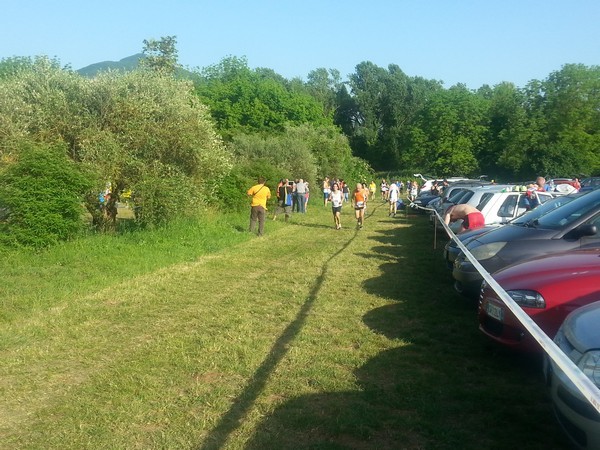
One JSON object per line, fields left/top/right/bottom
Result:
{"left": 330, "top": 182, "right": 344, "bottom": 229}
{"left": 369, "top": 180, "right": 376, "bottom": 199}
{"left": 388, "top": 180, "right": 400, "bottom": 217}
{"left": 352, "top": 183, "right": 366, "bottom": 229}
{"left": 380, "top": 179, "right": 389, "bottom": 201}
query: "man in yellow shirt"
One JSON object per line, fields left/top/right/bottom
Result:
{"left": 247, "top": 177, "right": 271, "bottom": 236}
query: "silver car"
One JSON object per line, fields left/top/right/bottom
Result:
{"left": 547, "top": 301, "right": 600, "bottom": 449}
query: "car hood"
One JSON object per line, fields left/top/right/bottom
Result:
{"left": 492, "top": 248, "right": 600, "bottom": 288}
{"left": 562, "top": 300, "right": 600, "bottom": 352}
{"left": 468, "top": 223, "right": 556, "bottom": 247}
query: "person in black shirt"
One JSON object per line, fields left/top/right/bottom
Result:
{"left": 273, "top": 178, "right": 293, "bottom": 221}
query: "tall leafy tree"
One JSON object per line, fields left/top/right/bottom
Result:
{"left": 194, "top": 56, "right": 329, "bottom": 138}
{"left": 343, "top": 61, "right": 441, "bottom": 170}
{"left": 407, "top": 84, "right": 488, "bottom": 176}
{"left": 141, "top": 35, "right": 180, "bottom": 74}
{"left": 480, "top": 82, "right": 528, "bottom": 179}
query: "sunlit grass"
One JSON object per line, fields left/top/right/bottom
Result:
{"left": 0, "top": 202, "right": 570, "bottom": 449}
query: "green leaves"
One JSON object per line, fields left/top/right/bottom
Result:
{"left": 0, "top": 142, "right": 92, "bottom": 248}
{"left": 194, "top": 57, "right": 329, "bottom": 137}
{"left": 0, "top": 57, "right": 232, "bottom": 235}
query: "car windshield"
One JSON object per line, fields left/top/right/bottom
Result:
{"left": 477, "top": 193, "right": 495, "bottom": 210}
{"left": 511, "top": 195, "right": 578, "bottom": 225}
{"left": 456, "top": 190, "right": 474, "bottom": 204}
{"left": 446, "top": 189, "right": 467, "bottom": 203}
{"left": 536, "top": 191, "right": 600, "bottom": 230}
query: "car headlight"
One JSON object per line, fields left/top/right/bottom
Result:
{"left": 469, "top": 242, "right": 507, "bottom": 261}
{"left": 578, "top": 350, "right": 600, "bottom": 387}
{"left": 506, "top": 290, "right": 546, "bottom": 308}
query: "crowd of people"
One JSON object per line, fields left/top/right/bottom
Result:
{"left": 246, "top": 177, "right": 411, "bottom": 236}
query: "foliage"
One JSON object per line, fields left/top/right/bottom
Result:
{"left": 0, "top": 56, "right": 232, "bottom": 230}
{"left": 343, "top": 62, "right": 443, "bottom": 170}
{"left": 194, "top": 56, "right": 330, "bottom": 138}
{"left": 0, "top": 141, "right": 92, "bottom": 248}
{"left": 141, "top": 35, "right": 180, "bottom": 74}
{"left": 408, "top": 84, "right": 488, "bottom": 176}
{"left": 338, "top": 61, "right": 600, "bottom": 180}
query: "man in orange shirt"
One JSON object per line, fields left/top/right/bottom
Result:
{"left": 247, "top": 177, "right": 271, "bottom": 236}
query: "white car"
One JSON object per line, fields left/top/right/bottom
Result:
{"left": 436, "top": 186, "right": 555, "bottom": 233}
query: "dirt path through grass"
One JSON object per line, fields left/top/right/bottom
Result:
{"left": 0, "top": 203, "right": 569, "bottom": 449}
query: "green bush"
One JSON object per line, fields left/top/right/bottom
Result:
{"left": 130, "top": 162, "right": 200, "bottom": 228}
{"left": 0, "top": 142, "right": 92, "bottom": 248}
{"left": 212, "top": 160, "right": 285, "bottom": 212}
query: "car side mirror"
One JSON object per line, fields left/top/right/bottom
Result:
{"left": 577, "top": 224, "right": 598, "bottom": 237}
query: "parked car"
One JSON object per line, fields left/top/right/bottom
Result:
{"left": 478, "top": 248, "right": 600, "bottom": 352}
{"left": 411, "top": 192, "right": 442, "bottom": 212}
{"left": 452, "top": 188, "right": 600, "bottom": 297}
{"left": 546, "top": 300, "right": 600, "bottom": 449}
{"left": 429, "top": 182, "right": 495, "bottom": 222}
{"left": 444, "top": 188, "right": 556, "bottom": 233}
{"left": 580, "top": 177, "right": 600, "bottom": 193}
{"left": 443, "top": 194, "right": 582, "bottom": 269}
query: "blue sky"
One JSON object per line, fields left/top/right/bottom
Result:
{"left": 2, "top": 0, "right": 599, "bottom": 89}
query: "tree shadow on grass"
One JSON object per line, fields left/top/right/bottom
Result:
{"left": 243, "top": 217, "right": 570, "bottom": 450}
{"left": 197, "top": 229, "right": 360, "bottom": 450}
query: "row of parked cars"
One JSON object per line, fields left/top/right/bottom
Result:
{"left": 412, "top": 178, "right": 600, "bottom": 449}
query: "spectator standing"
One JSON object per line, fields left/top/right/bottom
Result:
{"left": 409, "top": 181, "right": 419, "bottom": 201}
{"left": 295, "top": 178, "right": 307, "bottom": 213}
{"left": 247, "top": 177, "right": 271, "bottom": 236}
{"left": 305, "top": 182, "right": 310, "bottom": 212}
{"left": 342, "top": 181, "right": 350, "bottom": 202}
{"left": 535, "top": 176, "right": 551, "bottom": 192}
{"left": 273, "top": 178, "right": 292, "bottom": 222}
{"left": 322, "top": 177, "right": 331, "bottom": 206}
{"left": 292, "top": 179, "right": 299, "bottom": 212}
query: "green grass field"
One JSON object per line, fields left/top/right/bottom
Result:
{"left": 0, "top": 200, "right": 570, "bottom": 449}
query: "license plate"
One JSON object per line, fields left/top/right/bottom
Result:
{"left": 485, "top": 302, "right": 504, "bottom": 321}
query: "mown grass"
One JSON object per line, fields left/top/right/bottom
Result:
{"left": 0, "top": 202, "right": 570, "bottom": 449}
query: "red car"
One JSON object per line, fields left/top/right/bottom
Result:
{"left": 478, "top": 248, "right": 600, "bottom": 352}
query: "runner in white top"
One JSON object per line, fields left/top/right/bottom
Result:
{"left": 330, "top": 183, "right": 344, "bottom": 229}
{"left": 388, "top": 181, "right": 400, "bottom": 217}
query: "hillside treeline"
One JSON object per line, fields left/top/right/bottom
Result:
{"left": 193, "top": 56, "right": 600, "bottom": 180}
{"left": 337, "top": 62, "right": 600, "bottom": 179}
{"left": 0, "top": 56, "right": 369, "bottom": 247}
{"left": 1, "top": 45, "right": 599, "bottom": 247}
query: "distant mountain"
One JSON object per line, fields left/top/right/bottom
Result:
{"left": 77, "top": 54, "right": 145, "bottom": 77}
{"left": 77, "top": 53, "right": 197, "bottom": 80}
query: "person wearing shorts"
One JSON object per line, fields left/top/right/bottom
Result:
{"left": 330, "top": 183, "right": 343, "bottom": 229}
{"left": 352, "top": 183, "right": 366, "bottom": 229}
{"left": 322, "top": 177, "right": 331, "bottom": 206}
{"left": 444, "top": 204, "right": 485, "bottom": 232}
{"left": 388, "top": 180, "right": 399, "bottom": 217}
{"left": 380, "top": 179, "right": 389, "bottom": 201}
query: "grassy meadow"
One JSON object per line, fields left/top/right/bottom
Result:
{"left": 0, "top": 200, "right": 570, "bottom": 449}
